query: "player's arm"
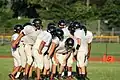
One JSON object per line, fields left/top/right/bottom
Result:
{"left": 11, "top": 40, "right": 15, "bottom": 45}
{"left": 38, "top": 40, "right": 46, "bottom": 54}
{"left": 76, "top": 38, "right": 81, "bottom": 50}
{"left": 52, "top": 52, "right": 58, "bottom": 64}
{"left": 87, "top": 43, "right": 91, "bottom": 59}
{"left": 11, "top": 39, "right": 17, "bottom": 50}
{"left": 48, "top": 42, "right": 57, "bottom": 57}
{"left": 65, "top": 51, "right": 71, "bottom": 60}
{"left": 12, "top": 32, "right": 24, "bottom": 48}
{"left": 87, "top": 31, "right": 93, "bottom": 59}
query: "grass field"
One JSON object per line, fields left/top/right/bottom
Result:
{"left": 0, "top": 44, "right": 11, "bottom": 56}
{"left": 0, "top": 43, "right": 120, "bottom": 57}
{"left": 91, "top": 43, "right": 120, "bottom": 57}
{"left": 0, "top": 58, "right": 120, "bottom": 80}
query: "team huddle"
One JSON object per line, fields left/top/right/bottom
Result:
{"left": 9, "top": 18, "right": 93, "bottom": 80}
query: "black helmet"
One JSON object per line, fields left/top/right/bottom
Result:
{"left": 14, "top": 24, "right": 23, "bottom": 33}
{"left": 56, "top": 28, "right": 64, "bottom": 41}
{"left": 68, "top": 22, "right": 76, "bottom": 35}
{"left": 73, "top": 21, "right": 81, "bottom": 29}
{"left": 47, "top": 23, "right": 57, "bottom": 38}
{"left": 32, "top": 18, "right": 42, "bottom": 29}
{"left": 58, "top": 20, "right": 66, "bottom": 28}
{"left": 47, "top": 23, "right": 56, "bottom": 33}
{"left": 65, "top": 38, "right": 74, "bottom": 50}
{"left": 68, "top": 22, "right": 74, "bottom": 31}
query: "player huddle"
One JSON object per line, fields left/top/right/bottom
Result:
{"left": 9, "top": 18, "right": 93, "bottom": 80}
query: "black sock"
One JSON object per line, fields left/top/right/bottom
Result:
{"left": 81, "top": 74, "right": 86, "bottom": 80}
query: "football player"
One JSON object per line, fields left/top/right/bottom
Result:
{"left": 32, "top": 22, "right": 56, "bottom": 80}
{"left": 12, "top": 18, "right": 43, "bottom": 80}
{"left": 9, "top": 24, "right": 23, "bottom": 80}
{"left": 79, "top": 25, "right": 93, "bottom": 78}
{"left": 58, "top": 20, "right": 75, "bottom": 79}
{"left": 73, "top": 22, "right": 91, "bottom": 80}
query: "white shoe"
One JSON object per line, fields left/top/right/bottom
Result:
{"left": 15, "top": 72, "right": 20, "bottom": 78}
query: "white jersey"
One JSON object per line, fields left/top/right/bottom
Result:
{"left": 62, "top": 27, "right": 71, "bottom": 39}
{"left": 86, "top": 31, "right": 93, "bottom": 43}
{"left": 55, "top": 39, "right": 66, "bottom": 54}
{"left": 11, "top": 33, "right": 19, "bottom": 52}
{"left": 52, "top": 37, "right": 60, "bottom": 46}
{"left": 74, "top": 29, "right": 85, "bottom": 39}
{"left": 11, "top": 33, "right": 19, "bottom": 41}
{"left": 74, "top": 29, "right": 93, "bottom": 53}
{"left": 21, "top": 25, "right": 41, "bottom": 45}
{"left": 54, "top": 38, "right": 73, "bottom": 54}
{"left": 33, "top": 31, "right": 52, "bottom": 53}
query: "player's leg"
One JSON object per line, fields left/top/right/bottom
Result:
{"left": 50, "top": 57, "right": 58, "bottom": 80}
{"left": 23, "top": 44, "right": 33, "bottom": 79}
{"left": 84, "top": 56, "right": 88, "bottom": 77}
{"left": 67, "top": 53, "right": 74, "bottom": 79}
{"left": 59, "top": 65, "right": 65, "bottom": 79}
{"left": 18, "top": 42, "right": 26, "bottom": 71}
{"left": 28, "top": 62, "right": 34, "bottom": 79}
{"left": 77, "top": 51, "right": 86, "bottom": 80}
{"left": 9, "top": 49, "right": 21, "bottom": 79}
{"left": 43, "top": 54, "right": 50, "bottom": 79}
{"left": 57, "top": 54, "right": 66, "bottom": 79}
{"left": 16, "top": 43, "right": 26, "bottom": 79}
{"left": 9, "top": 58, "right": 18, "bottom": 80}
{"left": 32, "top": 49, "right": 43, "bottom": 80}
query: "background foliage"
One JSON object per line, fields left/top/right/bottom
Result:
{"left": 0, "top": 0, "right": 120, "bottom": 31}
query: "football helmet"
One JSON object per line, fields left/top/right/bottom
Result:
{"left": 32, "top": 18, "right": 42, "bottom": 29}
{"left": 14, "top": 24, "right": 23, "bottom": 33}
{"left": 56, "top": 28, "right": 64, "bottom": 41}
{"left": 65, "top": 38, "right": 74, "bottom": 50}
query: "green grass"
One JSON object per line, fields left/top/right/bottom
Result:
{"left": 0, "top": 44, "right": 11, "bottom": 56}
{"left": 91, "top": 43, "right": 120, "bottom": 58}
{"left": 0, "top": 58, "right": 13, "bottom": 80}
{"left": 87, "top": 62, "right": 120, "bottom": 80}
{"left": 0, "top": 58, "right": 120, "bottom": 80}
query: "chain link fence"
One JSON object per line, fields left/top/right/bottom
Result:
{"left": 0, "top": 27, "right": 120, "bottom": 44}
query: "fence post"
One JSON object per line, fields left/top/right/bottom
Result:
{"left": 97, "top": 20, "right": 101, "bottom": 36}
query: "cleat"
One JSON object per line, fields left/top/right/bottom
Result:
{"left": 8, "top": 74, "right": 15, "bottom": 80}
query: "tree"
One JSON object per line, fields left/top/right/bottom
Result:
{"left": 100, "top": 0, "right": 120, "bottom": 30}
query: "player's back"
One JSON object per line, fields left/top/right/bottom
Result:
{"left": 74, "top": 29, "right": 88, "bottom": 52}
{"left": 22, "top": 25, "right": 41, "bottom": 45}
{"left": 55, "top": 38, "right": 68, "bottom": 54}
{"left": 33, "top": 30, "right": 52, "bottom": 50}
{"left": 62, "top": 27, "right": 71, "bottom": 39}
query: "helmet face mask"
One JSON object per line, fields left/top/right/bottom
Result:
{"left": 65, "top": 38, "right": 74, "bottom": 50}
{"left": 73, "top": 21, "right": 81, "bottom": 29}
{"left": 58, "top": 20, "right": 66, "bottom": 28}
{"left": 56, "top": 28, "right": 64, "bottom": 41}
{"left": 68, "top": 22, "right": 76, "bottom": 35}
{"left": 14, "top": 24, "right": 23, "bottom": 33}
{"left": 47, "top": 23, "right": 56, "bottom": 32}
{"left": 32, "top": 18, "right": 42, "bottom": 30}
{"left": 34, "top": 23, "right": 41, "bottom": 30}
{"left": 47, "top": 23, "right": 56, "bottom": 38}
